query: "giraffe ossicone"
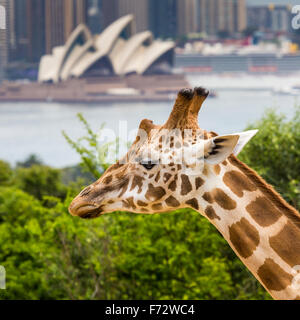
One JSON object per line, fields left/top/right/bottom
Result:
{"left": 69, "top": 87, "right": 300, "bottom": 300}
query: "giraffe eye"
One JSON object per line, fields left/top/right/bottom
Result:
{"left": 141, "top": 161, "right": 156, "bottom": 170}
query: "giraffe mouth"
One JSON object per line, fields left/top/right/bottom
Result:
{"left": 69, "top": 201, "right": 104, "bottom": 219}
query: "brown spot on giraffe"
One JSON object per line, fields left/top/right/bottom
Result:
{"left": 269, "top": 221, "right": 300, "bottom": 267}
{"left": 223, "top": 170, "right": 257, "bottom": 198}
{"left": 137, "top": 200, "right": 148, "bottom": 207}
{"left": 202, "top": 167, "right": 208, "bottom": 176}
{"left": 168, "top": 179, "right": 177, "bottom": 192}
{"left": 103, "top": 175, "right": 113, "bottom": 184}
{"left": 106, "top": 163, "right": 123, "bottom": 173}
{"left": 181, "top": 174, "right": 193, "bottom": 195}
{"left": 229, "top": 218, "right": 260, "bottom": 258}
{"left": 163, "top": 173, "right": 172, "bottom": 183}
{"left": 118, "top": 178, "right": 130, "bottom": 197}
{"left": 122, "top": 197, "right": 136, "bottom": 210}
{"left": 205, "top": 206, "right": 220, "bottom": 220}
{"left": 195, "top": 177, "right": 204, "bottom": 190}
{"left": 152, "top": 203, "right": 162, "bottom": 210}
{"left": 145, "top": 184, "right": 166, "bottom": 201}
{"left": 165, "top": 196, "right": 180, "bottom": 207}
{"left": 246, "top": 196, "right": 282, "bottom": 227}
{"left": 257, "top": 258, "right": 293, "bottom": 291}
{"left": 203, "top": 188, "right": 237, "bottom": 210}
{"left": 186, "top": 198, "right": 199, "bottom": 210}
{"left": 202, "top": 192, "right": 213, "bottom": 204}
{"left": 214, "top": 165, "right": 221, "bottom": 175}
{"left": 130, "top": 175, "right": 144, "bottom": 193}
{"left": 155, "top": 171, "right": 161, "bottom": 182}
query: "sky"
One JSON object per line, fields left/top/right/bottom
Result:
{"left": 247, "top": 0, "right": 299, "bottom": 5}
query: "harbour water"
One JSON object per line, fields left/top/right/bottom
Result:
{"left": 0, "top": 74, "right": 299, "bottom": 168}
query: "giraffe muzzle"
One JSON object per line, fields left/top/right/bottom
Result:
{"left": 68, "top": 199, "right": 103, "bottom": 219}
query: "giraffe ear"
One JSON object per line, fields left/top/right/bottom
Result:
{"left": 232, "top": 130, "right": 258, "bottom": 156}
{"left": 204, "top": 130, "right": 258, "bottom": 164}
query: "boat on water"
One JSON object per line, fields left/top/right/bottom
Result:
{"left": 273, "top": 85, "right": 300, "bottom": 96}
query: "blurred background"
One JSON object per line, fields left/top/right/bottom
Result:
{"left": 0, "top": 0, "right": 300, "bottom": 300}
{"left": 0, "top": 0, "right": 300, "bottom": 166}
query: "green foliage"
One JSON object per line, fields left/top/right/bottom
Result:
{"left": 0, "top": 161, "right": 12, "bottom": 185}
{"left": 17, "top": 154, "right": 43, "bottom": 168}
{"left": 62, "top": 113, "right": 114, "bottom": 179}
{"left": 1, "top": 107, "right": 299, "bottom": 300}
{"left": 14, "top": 165, "right": 67, "bottom": 202}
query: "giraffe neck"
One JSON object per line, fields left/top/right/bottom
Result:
{"left": 194, "top": 156, "right": 300, "bottom": 300}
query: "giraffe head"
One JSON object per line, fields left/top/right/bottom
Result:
{"left": 69, "top": 87, "right": 258, "bottom": 219}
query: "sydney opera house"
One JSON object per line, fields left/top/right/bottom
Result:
{"left": 38, "top": 15, "right": 175, "bottom": 83}
{"left": 0, "top": 15, "right": 189, "bottom": 103}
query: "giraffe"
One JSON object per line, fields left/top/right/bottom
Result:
{"left": 69, "top": 87, "right": 300, "bottom": 300}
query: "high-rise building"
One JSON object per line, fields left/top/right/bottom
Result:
{"left": 26, "top": 0, "right": 46, "bottom": 62}
{"left": 247, "top": 4, "right": 291, "bottom": 33}
{"left": 148, "top": 0, "right": 177, "bottom": 38}
{"left": 45, "top": 0, "right": 87, "bottom": 54}
{"left": 13, "top": 0, "right": 28, "bottom": 61}
{"left": 101, "top": 0, "right": 118, "bottom": 29}
{"left": 177, "top": 0, "right": 197, "bottom": 36}
{"left": 45, "top": 0, "right": 65, "bottom": 53}
{"left": 64, "top": 0, "right": 87, "bottom": 39}
{"left": 270, "top": 5, "right": 291, "bottom": 32}
{"left": 0, "top": 0, "right": 12, "bottom": 68}
{"left": 233, "top": 0, "right": 246, "bottom": 33}
{"left": 197, "top": 0, "right": 246, "bottom": 36}
{"left": 117, "top": 0, "right": 149, "bottom": 33}
{"left": 247, "top": 6, "right": 272, "bottom": 31}
{"left": 87, "top": 0, "right": 102, "bottom": 33}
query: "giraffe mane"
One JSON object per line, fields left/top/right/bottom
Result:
{"left": 229, "top": 155, "right": 300, "bottom": 229}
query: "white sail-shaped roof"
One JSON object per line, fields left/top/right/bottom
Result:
{"left": 69, "top": 15, "right": 134, "bottom": 78}
{"left": 38, "top": 15, "right": 174, "bottom": 82}
{"left": 123, "top": 40, "right": 175, "bottom": 75}
{"left": 38, "top": 24, "right": 92, "bottom": 83}
{"left": 110, "top": 31, "right": 153, "bottom": 74}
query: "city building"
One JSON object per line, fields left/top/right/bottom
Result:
{"left": 197, "top": 0, "right": 247, "bottom": 36}
{"left": 0, "top": 0, "right": 12, "bottom": 66}
{"left": 118, "top": 0, "right": 148, "bottom": 33}
{"left": 177, "top": 0, "right": 197, "bottom": 36}
{"left": 87, "top": 0, "right": 102, "bottom": 34}
{"left": 148, "top": 0, "right": 177, "bottom": 39}
{"left": 45, "top": 0, "right": 87, "bottom": 54}
{"left": 101, "top": 0, "right": 119, "bottom": 30}
{"left": 26, "top": 0, "right": 46, "bottom": 62}
{"left": 233, "top": 0, "right": 247, "bottom": 33}
{"left": 247, "top": 4, "right": 292, "bottom": 33}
